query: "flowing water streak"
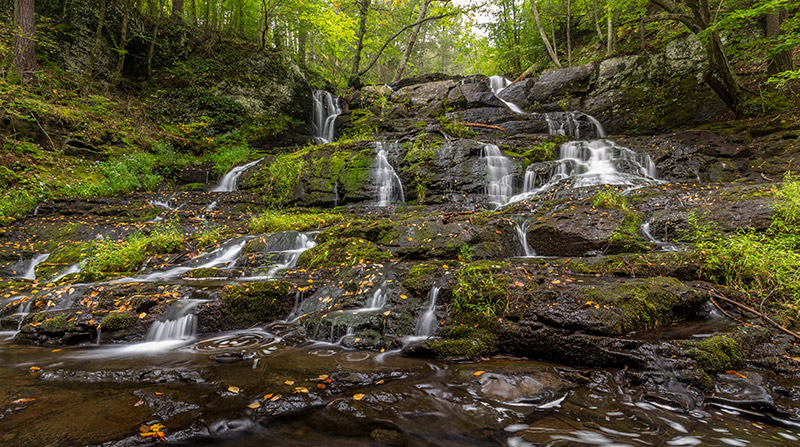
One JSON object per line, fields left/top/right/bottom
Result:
{"left": 212, "top": 158, "right": 264, "bottom": 192}
{"left": 241, "top": 232, "right": 317, "bottom": 280}
{"left": 51, "top": 262, "right": 83, "bottom": 282}
{"left": 641, "top": 221, "right": 681, "bottom": 252}
{"left": 488, "top": 75, "right": 525, "bottom": 114}
{"left": 513, "top": 217, "right": 536, "bottom": 257}
{"left": 546, "top": 112, "right": 607, "bottom": 139}
{"left": 20, "top": 253, "right": 50, "bottom": 280}
{"left": 374, "top": 142, "right": 405, "bottom": 206}
{"left": 414, "top": 286, "right": 440, "bottom": 337}
{"left": 312, "top": 90, "right": 342, "bottom": 144}
{"left": 146, "top": 299, "right": 205, "bottom": 342}
{"left": 483, "top": 144, "right": 514, "bottom": 208}
{"left": 363, "top": 282, "right": 389, "bottom": 311}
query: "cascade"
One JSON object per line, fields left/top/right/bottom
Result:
{"left": 414, "top": 286, "right": 440, "bottom": 337}
{"left": 312, "top": 90, "right": 342, "bottom": 144}
{"left": 51, "top": 263, "right": 82, "bottom": 282}
{"left": 510, "top": 139, "right": 659, "bottom": 202}
{"left": 363, "top": 283, "right": 389, "bottom": 311}
{"left": 149, "top": 199, "right": 175, "bottom": 210}
{"left": 212, "top": 158, "right": 264, "bottom": 192}
{"left": 545, "top": 112, "right": 607, "bottom": 139}
{"left": 641, "top": 221, "right": 681, "bottom": 252}
{"left": 487, "top": 75, "right": 525, "bottom": 114}
{"left": 146, "top": 299, "right": 204, "bottom": 342}
{"left": 20, "top": 253, "right": 50, "bottom": 280}
{"left": 483, "top": 144, "right": 514, "bottom": 209}
{"left": 513, "top": 217, "right": 536, "bottom": 257}
{"left": 373, "top": 142, "right": 405, "bottom": 206}
{"left": 246, "top": 232, "right": 317, "bottom": 280}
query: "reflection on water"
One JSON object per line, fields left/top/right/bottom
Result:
{"left": 1, "top": 329, "right": 798, "bottom": 447}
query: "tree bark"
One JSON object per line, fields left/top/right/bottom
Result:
{"left": 298, "top": 27, "right": 307, "bottom": 63}
{"left": 348, "top": 0, "right": 371, "bottom": 88}
{"left": 85, "top": 0, "right": 107, "bottom": 81}
{"left": 172, "top": 0, "right": 183, "bottom": 25}
{"left": 528, "top": 0, "right": 561, "bottom": 68}
{"left": 13, "top": 0, "right": 37, "bottom": 83}
{"left": 110, "top": 0, "right": 132, "bottom": 87}
{"left": 147, "top": 0, "right": 164, "bottom": 82}
{"left": 766, "top": 9, "right": 793, "bottom": 77}
{"left": 190, "top": 0, "right": 196, "bottom": 25}
{"left": 566, "top": 0, "right": 571, "bottom": 66}
{"left": 392, "top": 0, "right": 431, "bottom": 83}
{"left": 606, "top": 11, "right": 615, "bottom": 57}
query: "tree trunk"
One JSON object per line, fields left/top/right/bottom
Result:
{"left": 566, "top": 0, "right": 571, "bottom": 66}
{"left": 766, "top": 9, "right": 793, "bottom": 77}
{"left": 85, "top": 0, "right": 107, "bottom": 81}
{"left": 605, "top": 11, "right": 615, "bottom": 57}
{"left": 147, "top": 0, "right": 163, "bottom": 82}
{"left": 298, "top": 27, "right": 307, "bottom": 63}
{"left": 172, "top": 0, "right": 183, "bottom": 25}
{"left": 528, "top": 0, "right": 561, "bottom": 68}
{"left": 13, "top": 0, "right": 37, "bottom": 83}
{"left": 110, "top": 0, "right": 132, "bottom": 87}
{"left": 190, "top": 0, "right": 196, "bottom": 25}
{"left": 392, "top": 0, "right": 430, "bottom": 83}
{"left": 547, "top": 0, "right": 557, "bottom": 59}
{"left": 704, "top": 30, "right": 745, "bottom": 116}
{"left": 592, "top": 4, "right": 603, "bottom": 43}
{"left": 348, "top": 0, "right": 371, "bottom": 88}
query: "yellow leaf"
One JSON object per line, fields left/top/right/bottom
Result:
{"left": 12, "top": 398, "right": 35, "bottom": 404}
{"left": 228, "top": 386, "right": 240, "bottom": 393}
{"left": 473, "top": 371, "right": 485, "bottom": 376}
{"left": 248, "top": 402, "right": 261, "bottom": 409}
{"left": 400, "top": 294, "right": 408, "bottom": 299}
{"left": 263, "top": 393, "right": 274, "bottom": 399}
{"left": 353, "top": 394, "right": 365, "bottom": 400}
{"left": 383, "top": 310, "right": 391, "bottom": 316}
{"left": 294, "top": 387, "right": 309, "bottom": 393}
{"left": 139, "top": 312, "right": 147, "bottom": 319}
{"left": 154, "top": 391, "right": 164, "bottom": 396}
{"left": 375, "top": 380, "right": 385, "bottom": 385}
{"left": 270, "top": 394, "right": 281, "bottom": 401}
{"left": 284, "top": 380, "right": 294, "bottom": 386}
{"left": 317, "top": 374, "right": 329, "bottom": 380}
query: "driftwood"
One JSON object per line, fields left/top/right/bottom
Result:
{"left": 697, "top": 284, "right": 800, "bottom": 341}
{"left": 460, "top": 122, "right": 506, "bottom": 131}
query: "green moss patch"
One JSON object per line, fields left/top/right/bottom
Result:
{"left": 221, "top": 282, "right": 294, "bottom": 324}
{"left": 297, "top": 238, "right": 393, "bottom": 269}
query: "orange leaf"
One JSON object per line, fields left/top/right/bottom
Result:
{"left": 12, "top": 398, "right": 35, "bottom": 404}
{"left": 353, "top": 394, "right": 365, "bottom": 400}
{"left": 473, "top": 371, "right": 485, "bottom": 376}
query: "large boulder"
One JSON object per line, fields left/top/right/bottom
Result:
{"left": 530, "top": 63, "right": 597, "bottom": 102}
{"left": 496, "top": 78, "right": 537, "bottom": 109}
{"left": 392, "top": 79, "right": 459, "bottom": 115}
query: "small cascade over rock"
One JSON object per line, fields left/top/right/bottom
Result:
{"left": 545, "top": 111, "right": 607, "bottom": 139}
{"left": 20, "top": 253, "right": 50, "bottom": 280}
{"left": 483, "top": 144, "right": 514, "bottom": 209}
{"left": 414, "top": 286, "right": 440, "bottom": 338}
{"left": 488, "top": 75, "right": 524, "bottom": 114}
{"left": 212, "top": 158, "right": 264, "bottom": 192}
{"left": 374, "top": 142, "right": 405, "bottom": 206}
{"left": 246, "top": 231, "right": 317, "bottom": 280}
{"left": 363, "top": 281, "right": 389, "bottom": 311}
{"left": 146, "top": 299, "right": 203, "bottom": 342}
{"left": 513, "top": 217, "right": 536, "bottom": 257}
{"left": 641, "top": 221, "right": 682, "bottom": 252}
{"left": 312, "top": 90, "right": 342, "bottom": 144}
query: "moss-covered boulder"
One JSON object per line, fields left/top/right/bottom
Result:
{"left": 15, "top": 311, "right": 98, "bottom": 345}
{"left": 297, "top": 238, "right": 393, "bottom": 269}
{"left": 220, "top": 281, "right": 296, "bottom": 325}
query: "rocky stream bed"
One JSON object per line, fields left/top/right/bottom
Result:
{"left": 2, "top": 71, "right": 800, "bottom": 446}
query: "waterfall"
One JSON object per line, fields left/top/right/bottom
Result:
{"left": 51, "top": 262, "right": 82, "bottom": 282}
{"left": 212, "top": 158, "right": 264, "bottom": 192}
{"left": 146, "top": 299, "right": 204, "bottom": 342}
{"left": 641, "top": 221, "right": 681, "bottom": 252}
{"left": 488, "top": 76, "right": 525, "bottom": 114}
{"left": 546, "top": 112, "right": 607, "bottom": 139}
{"left": 20, "top": 253, "right": 50, "bottom": 280}
{"left": 414, "top": 286, "right": 440, "bottom": 337}
{"left": 362, "top": 282, "right": 389, "bottom": 311}
{"left": 509, "top": 139, "right": 659, "bottom": 202}
{"left": 513, "top": 217, "right": 536, "bottom": 257}
{"left": 483, "top": 144, "right": 514, "bottom": 209}
{"left": 312, "top": 90, "right": 342, "bottom": 144}
{"left": 247, "top": 232, "right": 317, "bottom": 280}
{"left": 149, "top": 199, "right": 175, "bottom": 210}
{"left": 374, "top": 142, "right": 405, "bottom": 206}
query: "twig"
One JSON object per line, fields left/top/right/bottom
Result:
{"left": 698, "top": 285, "right": 800, "bottom": 341}
{"left": 709, "top": 295, "right": 750, "bottom": 326}
{"left": 460, "top": 122, "right": 506, "bottom": 131}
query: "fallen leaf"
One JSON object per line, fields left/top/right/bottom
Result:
{"left": 726, "top": 370, "right": 748, "bottom": 379}
{"left": 29, "top": 366, "right": 41, "bottom": 372}
{"left": 317, "top": 383, "right": 327, "bottom": 389}
{"left": 353, "top": 394, "right": 365, "bottom": 400}
{"left": 317, "top": 374, "right": 329, "bottom": 380}
{"left": 134, "top": 400, "right": 144, "bottom": 407}
{"left": 263, "top": 393, "right": 274, "bottom": 399}
{"left": 248, "top": 402, "right": 261, "bottom": 409}
{"left": 270, "top": 394, "right": 281, "bottom": 401}
{"left": 375, "top": 380, "right": 385, "bottom": 385}
{"left": 138, "top": 312, "right": 147, "bottom": 319}
{"left": 473, "top": 371, "right": 485, "bottom": 377}
{"left": 294, "top": 387, "right": 309, "bottom": 393}
{"left": 382, "top": 310, "right": 391, "bottom": 316}
{"left": 228, "top": 386, "right": 240, "bottom": 393}
{"left": 154, "top": 391, "right": 164, "bottom": 396}
{"left": 284, "top": 380, "right": 294, "bottom": 386}
{"left": 12, "top": 398, "right": 35, "bottom": 404}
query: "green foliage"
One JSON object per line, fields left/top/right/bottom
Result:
{"left": 252, "top": 153, "right": 306, "bottom": 207}
{"left": 80, "top": 222, "right": 185, "bottom": 281}
{"left": 194, "top": 225, "right": 227, "bottom": 248}
{"left": 457, "top": 243, "right": 474, "bottom": 262}
{"left": 452, "top": 261, "right": 509, "bottom": 316}
{"left": 204, "top": 144, "right": 253, "bottom": 177}
{"left": 690, "top": 173, "right": 800, "bottom": 318}
{"left": 591, "top": 188, "right": 630, "bottom": 212}
{"left": 249, "top": 210, "right": 343, "bottom": 233}
{"left": 221, "top": 282, "right": 293, "bottom": 324}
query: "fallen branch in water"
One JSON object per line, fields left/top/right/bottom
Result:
{"left": 460, "top": 122, "right": 506, "bottom": 131}
{"left": 698, "top": 284, "right": 800, "bottom": 341}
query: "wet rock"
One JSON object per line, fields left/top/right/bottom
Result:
{"left": 496, "top": 78, "right": 536, "bottom": 109}
{"left": 530, "top": 63, "right": 596, "bottom": 102}
{"left": 474, "top": 371, "right": 567, "bottom": 405}
{"left": 708, "top": 371, "right": 775, "bottom": 413}
{"left": 445, "top": 107, "right": 516, "bottom": 126}
{"left": 392, "top": 80, "right": 458, "bottom": 115}
{"left": 446, "top": 81, "right": 505, "bottom": 109}
{"left": 370, "top": 428, "right": 407, "bottom": 446}
{"left": 133, "top": 388, "right": 201, "bottom": 420}
{"left": 220, "top": 282, "right": 297, "bottom": 325}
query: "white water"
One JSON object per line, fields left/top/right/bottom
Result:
{"left": 414, "top": 286, "right": 440, "bottom": 337}
{"left": 360, "top": 281, "right": 390, "bottom": 312}
{"left": 509, "top": 139, "right": 659, "bottom": 203}
{"left": 51, "top": 262, "right": 83, "bottom": 282}
{"left": 146, "top": 299, "right": 203, "bottom": 342}
{"left": 641, "top": 222, "right": 682, "bottom": 252}
{"left": 312, "top": 90, "right": 342, "bottom": 144}
{"left": 20, "top": 253, "right": 50, "bottom": 280}
{"left": 483, "top": 144, "right": 514, "bottom": 209}
{"left": 374, "top": 142, "right": 405, "bottom": 206}
{"left": 513, "top": 217, "right": 536, "bottom": 257}
{"left": 118, "top": 236, "right": 254, "bottom": 282}
{"left": 212, "top": 158, "right": 264, "bottom": 192}
{"left": 241, "top": 232, "right": 317, "bottom": 280}
{"left": 488, "top": 76, "right": 525, "bottom": 114}
{"left": 545, "top": 111, "right": 607, "bottom": 139}
{"left": 149, "top": 199, "right": 175, "bottom": 210}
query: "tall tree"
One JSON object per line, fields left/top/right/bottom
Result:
{"left": 529, "top": 0, "right": 562, "bottom": 68}
{"left": 349, "top": 0, "right": 371, "bottom": 88}
{"left": 393, "top": 0, "right": 434, "bottom": 82}
{"left": 85, "top": 0, "right": 107, "bottom": 81}
{"left": 111, "top": 0, "right": 133, "bottom": 86}
{"left": 13, "top": 0, "right": 37, "bottom": 83}
{"left": 766, "top": 8, "right": 793, "bottom": 77}
{"left": 172, "top": 0, "right": 184, "bottom": 24}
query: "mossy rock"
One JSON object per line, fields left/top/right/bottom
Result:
{"left": 297, "top": 238, "right": 392, "bottom": 269}
{"left": 451, "top": 261, "right": 510, "bottom": 317}
{"left": 100, "top": 312, "right": 136, "bottom": 331}
{"left": 34, "top": 242, "right": 86, "bottom": 281}
{"left": 221, "top": 281, "right": 295, "bottom": 324}
{"left": 182, "top": 267, "right": 242, "bottom": 279}
{"left": 685, "top": 335, "right": 744, "bottom": 372}
{"left": 415, "top": 326, "right": 499, "bottom": 359}
{"left": 402, "top": 262, "right": 447, "bottom": 296}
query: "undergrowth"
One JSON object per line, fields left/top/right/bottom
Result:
{"left": 249, "top": 209, "right": 343, "bottom": 233}
{"left": 690, "top": 173, "right": 800, "bottom": 322}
